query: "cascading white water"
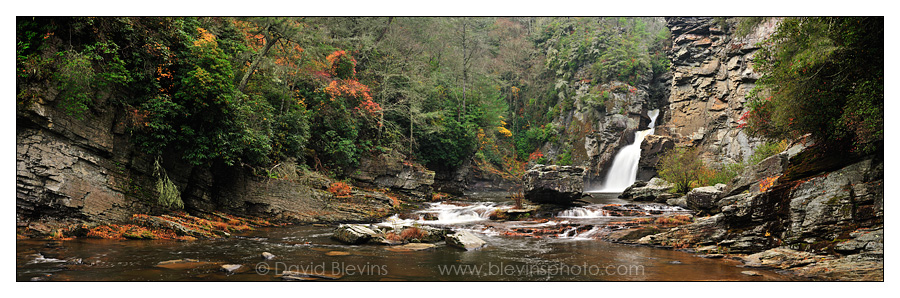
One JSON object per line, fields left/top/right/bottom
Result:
{"left": 593, "top": 109, "right": 661, "bottom": 193}
{"left": 376, "top": 202, "right": 498, "bottom": 228}
{"left": 555, "top": 226, "right": 602, "bottom": 240}
{"left": 557, "top": 207, "right": 610, "bottom": 218}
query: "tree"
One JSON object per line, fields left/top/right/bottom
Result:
{"left": 742, "top": 17, "right": 883, "bottom": 154}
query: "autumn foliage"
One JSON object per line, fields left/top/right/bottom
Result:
{"left": 399, "top": 226, "right": 427, "bottom": 241}
{"left": 327, "top": 181, "right": 352, "bottom": 197}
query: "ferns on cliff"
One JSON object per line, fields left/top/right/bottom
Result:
{"left": 153, "top": 158, "right": 183, "bottom": 209}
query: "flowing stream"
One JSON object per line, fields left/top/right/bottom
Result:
{"left": 16, "top": 193, "right": 792, "bottom": 281}
{"left": 593, "top": 109, "right": 661, "bottom": 193}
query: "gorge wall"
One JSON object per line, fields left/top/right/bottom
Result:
{"left": 619, "top": 17, "right": 884, "bottom": 280}
{"left": 654, "top": 17, "right": 780, "bottom": 166}
{"left": 16, "top": 90, "right": 432, "bottom": 227}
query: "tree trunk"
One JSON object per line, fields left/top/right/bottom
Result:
{"left": 238, "top": 31, "right": 279, "bottom": 93}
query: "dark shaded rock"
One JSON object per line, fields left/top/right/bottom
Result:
{"left": 489, "top": 205, "right": 539, "bottom": 221}
{"left": 350, "top": 150, "right": 434, "bottom": 199}
{"left": 637, "top": 135, "right": 675, "bottom": 181}
{"left": 524, "top": 165, "right": 585, "bottom": 205}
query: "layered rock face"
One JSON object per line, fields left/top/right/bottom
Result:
{"left": 523, "top": 165, "right": 586, "bottom": 205}
{"left": 350, "top": 150, "right": 434, "bottom": 199}
{"left": 16, "top": 90, "right": 397, "bottom": 226}
{"left": 657, "top": 17, "right": 781, "bottom": 166}
{"left": 17, "top": 93, "right": 162, "bottom": 223}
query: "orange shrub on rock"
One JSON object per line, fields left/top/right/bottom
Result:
{"left": 328, "top": 182, "right": 352, "bottom": 197}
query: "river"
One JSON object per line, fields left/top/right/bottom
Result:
{"left": 16, "top": 193, "right": 794, "bottom": 281}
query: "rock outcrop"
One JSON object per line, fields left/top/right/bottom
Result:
{"left": 638, "top": 156, "right": 882, "bottom": 279}
{"left": 657, "top": 17, "right": 781, "bottom": 166}
{"left": 684, "top": 183, "right": 726, "bottom": 213}
{"left": 351, "top": 150, "right": 434, "bottom": 199}
{"left": 523, "top": 165, "right": 586, "bottom": 205}
{"left": 636, "top": 135, "right": 675, "bottom": 181}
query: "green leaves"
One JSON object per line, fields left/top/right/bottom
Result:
{"left": 746, "top": 17, "right": 883, "bottom": 154}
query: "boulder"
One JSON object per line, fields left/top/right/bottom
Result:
{"left": 666, "top": 196, "right": 688, "bottom": 208}
{"left": 220, "top": 264, "right": 245, "bottom": 274}
{"left": 385, "top": 243, "right": 436, "bottom": 252}
{"left": 620, "top": 178, "right": 676, "bottom": 202}
{"left": 524, "top": 165, "right": 586, "bottom": 205}
{"left": 261, "top": 252, "right": 276, "bottom": 260}
{"left": 331, "top": 224, "right": 380, "bottom": 244}
{"left": 685, "top": 184, "right": 726, "bottom": 212}
{"left": 445, "top": 230, "right": 487, "bottom": 251}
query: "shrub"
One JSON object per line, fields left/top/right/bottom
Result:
{"left": 152, "top": 159, "right": 183, "bottom": 209}
{"left": 656, "top": 147, "right": 704, "bottom": 194}
{"left": 327, "top": 181, "right": 352, "bottom": 197}
{"left": 399, "top": 227, "right": 427, "bottom": 241}
{"left": 384, "top": 232, "right": 402, "bottom": 242}
{"left": 743, "top": 17, "right": 883, "bottom": 154}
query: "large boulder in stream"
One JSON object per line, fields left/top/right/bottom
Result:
{"left": 685, "top": 184, "right": 727, "bottom": 213}
{"left": 332, "top": 224, "right": 380, "bottom": 244}
{"left": 445, "top": 230, "right": 487, "bottom": 251}
{"left": 523, "top": 165, "right": 586, "bottom": 205}
{"left": 620, "top": 178, "right": 676, "bottom": 202}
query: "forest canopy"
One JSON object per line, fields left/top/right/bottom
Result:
{"left": 17, "top": 17, "right": 671, "bottom": 176}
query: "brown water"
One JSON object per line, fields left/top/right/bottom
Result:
{"left": 16, "top": 193, "right": 794, "bottom": 281}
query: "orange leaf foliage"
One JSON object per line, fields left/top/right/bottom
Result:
{"left": 328, "top": 182, "right": 352, "bottom": 197}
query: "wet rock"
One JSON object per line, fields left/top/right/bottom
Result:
{"left": 694, "top": 245, "right": 719, "bottom": 254}
{"left": 489, "top": 205, "right": 539, "bottom": 220}
{"left": 332, "top": 224, "right": 380, "bottom": 244}
{"left": 325, "top": 251, "right": 352, "bottom": 256}
{"left": 281, "top": 275, "right": 318, "bottom": 281}
{"left": 445, "top": 230, "right": 487, "bottom": 251}
{"left": 666, "top": 196, "right": 688, "bottom": 208}
{"left": 834, "top": 228, "right": 883, "bottom": 255}
{"left": 741, "top": 248, "right": 828, "bottom": 269}
{"left": 281, "top": 270, "right": 342, "bottom": 280}
{"left": 261, "top": 252, "right": 275, "bottom": 260}
{"left": 220, "top": 264, "right": 245, "bottom": 274}
{"left": 699, "top": 254, "right": 724, "bottom": 259}
{"left": 741, "top": 270, "right": 760, "bottom": 276}
{"left": 668, "top": 261, "right": 682, "bottom": 265}
{"left": 524, "top": 165, "right": 586, "bottom": 205}
{"left": 385, "top": 243, "right": 436, "bottom": 252}
{"left": 155, "top": 258, "right": 217, "bottom": 270}
{"left": 620, "top": 178, "right": 675, "bottom": 202}
{"left": 685, "top": 184, "right": 725, "bottom": 213}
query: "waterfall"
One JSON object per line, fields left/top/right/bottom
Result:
{"left": 593, "top": 109, "right": 661, "bottom": 193}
